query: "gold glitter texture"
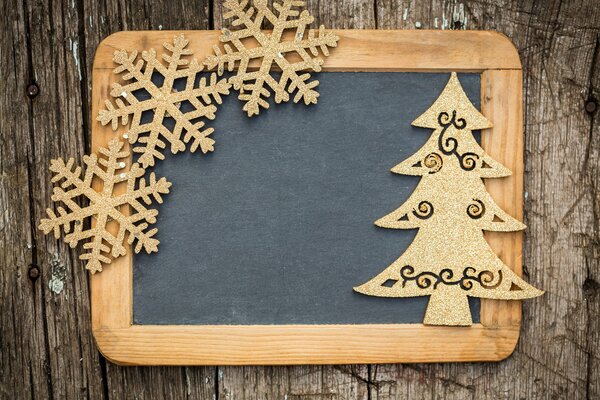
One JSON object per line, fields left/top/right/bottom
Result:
{"left": 205, "top": 0, "right": 339, "bottom": 116}
{"left": 97, "top": 34, "right": 231, "bottom": 168}
{"left": 38, "top": 139, "right": 171, "bottom": 273}
{"left": 354, "top": 73, "right": 543, "bottom": 326}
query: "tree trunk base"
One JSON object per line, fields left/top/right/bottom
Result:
{"left": 423, "top": 289, "right": 472, "bottom": 326}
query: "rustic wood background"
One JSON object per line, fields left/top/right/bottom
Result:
{"left": 1, "top": 0, "right": 598, "bottom": 398}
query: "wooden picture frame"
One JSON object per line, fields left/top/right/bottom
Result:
{"left": 91, "top": 30, "right": 524, "bottom": 365}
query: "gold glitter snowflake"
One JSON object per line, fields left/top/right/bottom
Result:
{"left": 39, "top": 140, "right": 172, "bottom": 273}
{"left": 97, "top": 34, "right": 231, "bottom": 168}
{"left": 205, "top": 0, "right": 339, "bottom": 116}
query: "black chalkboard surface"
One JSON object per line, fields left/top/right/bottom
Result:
{"left": 132, "top": 72, "right": 481, "bottom": 325}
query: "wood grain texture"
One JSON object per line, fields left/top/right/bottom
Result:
{"left": 81, "top": 1, "right": 216, "bottom": 398}
{"left": 0, "top": 1, "right": 47, "bottom": 399}
{"left": 1, "top": 0, "right": 598, "bottom": 399}
{"left": 93, "top": 30, "right": 521, "bottom": 71}
{"left": 1, "top": 0, "right": 104, "bottom": 399}
{"left": 480, "top": 69, "right": 524, "bottom": 328}
{"left": 370, "top": 1, "right": 600, "bottom": 400}
{"left": 92, "top": 324, "right": 520, "bottom": 365}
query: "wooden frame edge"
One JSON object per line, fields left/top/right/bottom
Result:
{"left": 93, "top": 29, "right": 522, "bottom": 71}
{"left": 479, "top": 68, "right": 524, "bottom": 360}
{"left": 93, "top": 324, "right": 520, "bottom": 366}
{"left": 90, "top": 30, "right": 524, "bottom": 365}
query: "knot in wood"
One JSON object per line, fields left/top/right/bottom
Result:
{"left": 585, "top": 99, "right": 597, "bottom": 114}
{"left": 28, "top": 264, "right": 40, "bottom": 281}
{"left": 26, "top": 83, "right": 39, "bottom": 98}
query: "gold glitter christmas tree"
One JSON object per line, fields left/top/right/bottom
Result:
{"left": 39, "top": 139, "right": 171, "bottom": 273}
{"left": 205, "top": 0, "right": 339, "bottom": 116}
{"left": 354, "top": 73, "right": 543, "bottom": 326}
{"left": 97, "top": 34, "right": 231, "bottom": 168}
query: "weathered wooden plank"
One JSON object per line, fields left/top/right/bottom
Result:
{"left": 102, "top": 365, "right": 216, "bottom": 400}
{"left": 79, "top": 1, "right": 217, "bottom": 399}
{"left": 583, "top": 22, "right": 600, "bottom": 400}
{"left": 2, "top": 0, "right": 598, "bottom": 398}
{"left": 217, "top": 365, "right": 370, "bottom": 400}
{"left": 213, "top": 2, "right": 374, "bottom": 398}
{"left": 0, "top": 0, "right": 49, "bottom": 398}
{"left": 213, "top": 0, "right": 377, "bottom": 30}
{"left": 0, "top": 0, "right": 107, "bottom": 398}
{"left": 372, "top": 0, "right": 600, "bottom": 399}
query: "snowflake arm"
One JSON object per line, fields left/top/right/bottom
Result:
{"left": 205, "top": 0, "right": 339, "bottom": 116}
{"left": 40, "top": 157, "right": 100, "bottom": 239}
{"left": 38, "top": 139, "right": 172, "bottom": 273}
{"left": 97, "top": 50, "right": 158, "bottom": 130}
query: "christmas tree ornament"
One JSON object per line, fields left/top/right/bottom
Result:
{"left": 354, "top": 73, "right": 543, "bottom": 326}
{"left": 205, "top": 0, "right": 339, "bottom": 116}
{"left": 39, "top": 139, "right": 171, "bottom": 273}
{"left": 97, "top": 34, "right": 231, "bottom": 168}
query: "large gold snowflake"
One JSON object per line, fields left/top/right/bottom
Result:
{"left": 98, "top": 34, "right": 231, "bottom": 168}
{"left": 39, "top": 140, "right": 171, "bottom": 273}
{"left": 205, "top": 0, "right": 339, "bottom": 116}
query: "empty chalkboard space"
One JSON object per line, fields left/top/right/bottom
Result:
{"left": 132, "top": 72, "right": 482, "bottom": 325}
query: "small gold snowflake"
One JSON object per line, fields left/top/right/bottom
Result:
{"left": 39, "top": 140, "right": 171, "bottom": 273}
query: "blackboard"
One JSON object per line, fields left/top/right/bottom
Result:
{"left": 132, "top": 72, "right": 482, "bottom": 325}
{"left": 91, "top": 30, "right": 525, "bottom": 365}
